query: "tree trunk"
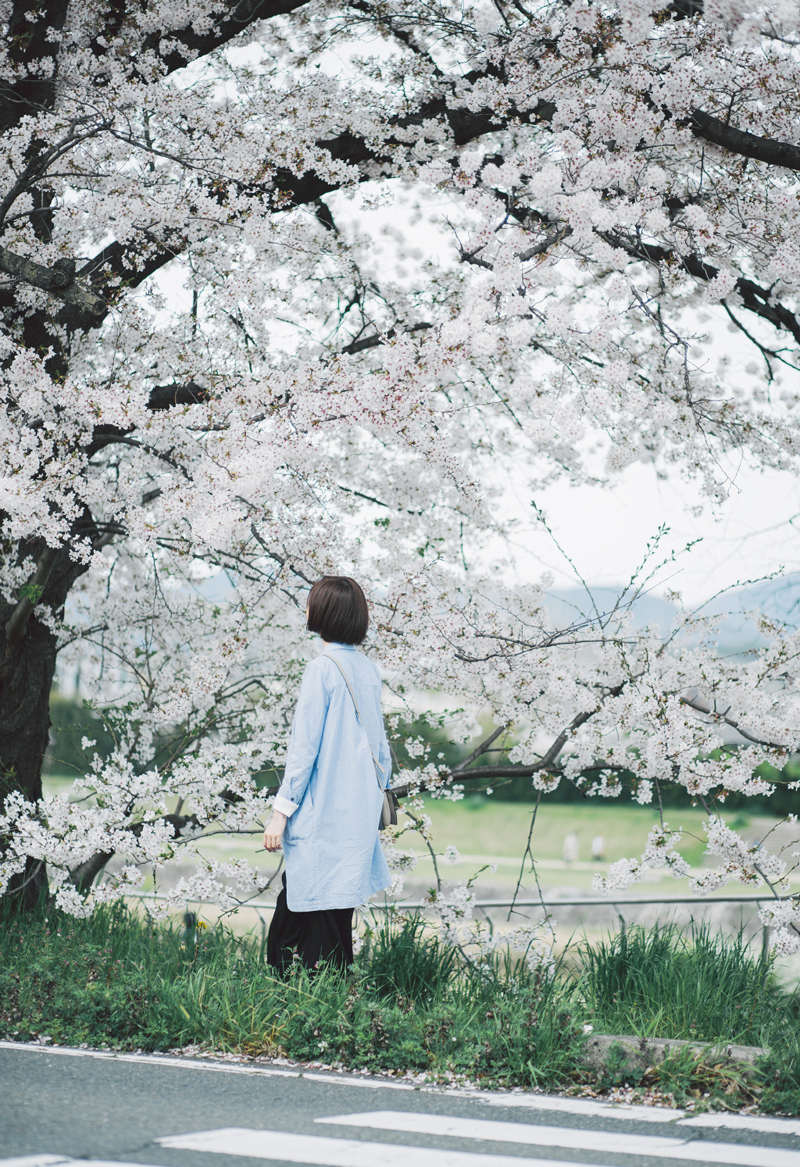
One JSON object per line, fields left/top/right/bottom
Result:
{"left": 0, "top": 531, "right": 92, "bottom": 909}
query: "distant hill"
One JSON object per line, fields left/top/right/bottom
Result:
{"left": 543, "top": 574, "right": 800, "bottom": 651}
{"left": 201, "top": 568, "right": 800, "bottom": 651}
{"left": 731, "top": 574, "right": 800, "bottom": 624}
{"left": 544, "top": 587, "right": 677, "bottom": 637}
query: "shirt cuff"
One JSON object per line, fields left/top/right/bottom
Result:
{"left": 273, "top": 792, "right": 299, "bottom": 817}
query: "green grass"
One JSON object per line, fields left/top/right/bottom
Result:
{"left": 3, "top": 903, "right": 800, "bottom": 1111}
{"left": 359, "top": 914, "right": 461, "bottom": 1006}
{"left": 414, "top": 799, "right": 715, "bottom": 866}
{"left": 572, "top": 922, "right": 783, "bottom": 1045}
{"left": 0, "top": 904, "right": 582, "bottom": 1088}
{"left": 569, "top": 921, "right": 800, "bottom": 1113}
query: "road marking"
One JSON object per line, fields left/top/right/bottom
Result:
{"left": 0, "top": 1161, "right": 164, "bottom": 1167}
{"left": 471, "top": 1092, "right": 687, "bottom": 1122}
{"left": 157, "top": 1127, "right": 601, "bottom": 1166}
{"left": 318, "top": 1109, "right": 683, "bottom": 1153}
{"left": 0, "top": 1041, "right": 413, "bottom": 1091}
{"left": 679, "top": 1113, "right": 800, "bottom": 1136}
{"left": 0, "top": 1158, "right": 72, "bottom": 1167}
{"left": 0, "top": 1041, "right": 679, "bottom": 1119}
{"left": 5, "top": 1041, "right": 800, "bottom": 1135}
{"left": 317, "top": 1111, "right": 800, "bottom": 1167}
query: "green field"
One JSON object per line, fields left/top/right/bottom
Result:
{"left": 410, "top": 797, "right": 717, "bottom": 863}
{"left": 42, "top": 773, "right": 787, "bottom": 895}
{"left": 391, "top": 797, "right": 792, "bottom": 895}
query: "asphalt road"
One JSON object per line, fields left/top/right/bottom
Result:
{"left": 2, "top": 1042, "right": 800, "bottom": 1167}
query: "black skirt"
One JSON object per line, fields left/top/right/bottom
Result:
{"left": 266, "top": 873, "right": 354, "bottom": 975}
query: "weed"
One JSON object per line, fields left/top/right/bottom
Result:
{"left": 572, "top": 922, "right": 781, "bottom": 1046}
{"left": 3, "top": 905, "right": 799, "bottom": 1112}
{"left": 359, "top": 914, "right": 459, "bottom": 1005}
{"left": 641, "top": 1044, "right": 762, "bottom": 1112}
{"left": 757, "top": 1023, "right": 800, "bottom": 1115}
{"left": 0, "top": 903, "right": 582, "bottom": 1089}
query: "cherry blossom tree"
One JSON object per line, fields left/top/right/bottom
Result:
{"left": 2, "top": 0, "right": 800, "bottom": 950}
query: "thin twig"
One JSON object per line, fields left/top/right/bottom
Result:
{"left": 507, "top": 792, "right": 554, "bottom": 948}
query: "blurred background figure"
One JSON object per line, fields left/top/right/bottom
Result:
{"left": 591, "top": 835, "right": 606, "bottom": 862}
{"left": 563, "top": 832, "right": 579, "bottom": 864}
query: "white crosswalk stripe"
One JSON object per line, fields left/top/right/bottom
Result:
{"left": 678, "top": 1113, "right": 800, "bottom": 1137}
{"left": 471, "top": 1093, "right": 800, "bottom": 1135}
{"left": 475, "top": 1094, "right": 688, "bottom": 1122}
{"left": 157, "top": 1127, "right": 601, "bottom": 1167}
{"left": 0, "top": 1158, "right": 72, "bottom": 1167}
{"left": 0, "top": 1161, "right": 165, "bottom": 1167}
{"left": 316, "top": 1110, "right": 800, "bottom": 1167}
{"left": 7, "top": 1106, "right": 800, "bottom": 1167}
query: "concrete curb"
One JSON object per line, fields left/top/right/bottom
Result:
{"left": 581, "top": 1033, "right": 768, "bottom": 1075}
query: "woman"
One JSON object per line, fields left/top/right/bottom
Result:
{"left": 262, "top": 575, "right": 392, "bottom": 973}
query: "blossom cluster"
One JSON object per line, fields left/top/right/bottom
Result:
{"left": 2, "top": 1, "right": 800, "bottom": 948}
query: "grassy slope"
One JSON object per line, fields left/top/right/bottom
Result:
{"left": 415, "top": 799, "right": 716, "bottom": 864}
{"left": 2, "top": 906, "right": 798, "bottom": 1112}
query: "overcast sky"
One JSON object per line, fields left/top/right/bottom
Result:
{"left": 509, "top": 460, "right": 800, "bottom": 606}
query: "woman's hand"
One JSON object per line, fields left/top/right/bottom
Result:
{"left": 263, "top": 811, "right": 287, "bottom": 852}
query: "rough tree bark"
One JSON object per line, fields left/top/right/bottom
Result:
{"left": 0, "top": 532, "right": 93, "bottom": 907}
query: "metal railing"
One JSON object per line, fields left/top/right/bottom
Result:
{"left": 120, "top": 889, "right": 786, "bottom": 912}
{"left": 121, "top": 888, "right": 782, "bottom": 951}
{"left": 122, "top": 882, "right": 788, "bottom": 956}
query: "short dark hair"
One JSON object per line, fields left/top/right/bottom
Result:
{"left": 306, "top": 576, "right": 369, "bottom": 645}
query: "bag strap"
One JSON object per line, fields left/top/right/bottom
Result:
{"left": 324, "top": 651, "right": 387, "bottom": 790}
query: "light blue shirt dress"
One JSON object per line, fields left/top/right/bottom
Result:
{"left": 273, "top": 644, "right": 392, "bottom": 911}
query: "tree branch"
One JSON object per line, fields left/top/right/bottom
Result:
{"left": 68, "top": 851, "right": 115, "bottom": 895}
{"left": 86, "top": 382, "right": 209, "bottom": 457}
{"left": 120, "top": 0, "right": 313, "bottom": 78}
{"left": 604, "top": 232, "right": 800, "bottom": 347}
{"left": 690, "top": 108, "right": 800, "bottom": 172}
{"left": 5, "top": 545, "right": 60, "bottom": 648}
{"left": 451, "top": 723, "right": 509, "bottom": 772}
{"left": 66, "top": 812, "right": 201, "bottom": 895}
{"left": 680, "top": 695, "right": 790, "bottom": 751}
{"left": 0, "top": 0, "right": 70, "bottom": 135}
{"left": 340, "top": 322, "right": 432, "bottom": 355}
{"left": 0, "top": 245, "right": 105, "bottom": 318}
{"left": 147, "top": 380, "right": 210, "bottom": 411}
{"left": 386, "top": 708, "right": 596, "bottom": 798}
